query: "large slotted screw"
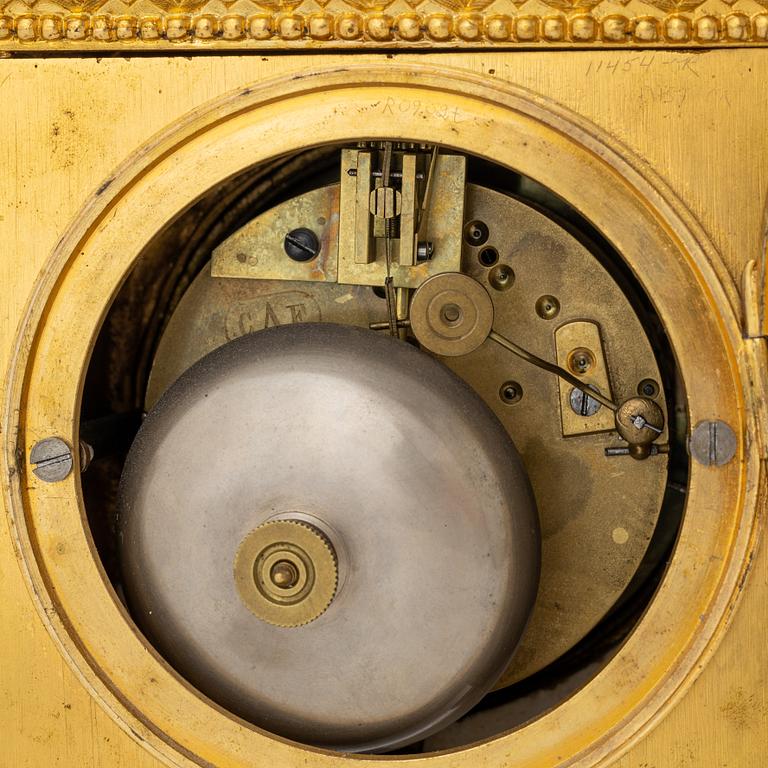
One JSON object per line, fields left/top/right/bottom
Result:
{"left": 689, "top": 420, "right": 737, "bottom": 466}
{"left": 30, "top": 437, "right": 94, "bottom": 482}
{"left": 30, "top": 437, "right": 74, "bottom": 483}
{"left": 283, "top": 228, "right": 320, "bottom": 262}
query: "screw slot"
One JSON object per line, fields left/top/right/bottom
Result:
{"left": 284, "top": 228, "right": 320, "bottom": 262}
{"left": 478, "top": 247, "right": 499, "bottom": 267}
{"left": 463, "top": 220, "right": 489, "bottom": 247}
{"left": 569, "top": 387, "right": 602, "bottom": 417}
{"left": 499, "top": 381, "right": 523, "bottom": 404}
{"left": 30, "top": 437, "right": 74, "bottom": 483}
{"left": 689, "top": 420, "right": 737, "bottom": 466}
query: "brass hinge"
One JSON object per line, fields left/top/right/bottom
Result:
{"left": 742, "top": 258, "right": 767, "bottom": 340}
{"left": 742, "top": 261, "right": 768, "bottom": 459}
{"left": 742, "top": 261, "right": 767, "bottom": 459}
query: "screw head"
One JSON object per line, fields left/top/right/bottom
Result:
{"left": 689, "top": 420, "right": 737, "bottom": 466}
{"left": 30, "top": 437, "right": 73, "bottom": 483}
{"left": 535, "top": 295, "right": 561, "bottom": 320}
{"left": 463, "top": 219, "right": 489, "bottom": 246}
{"left": 489, "top": 264, "right": 514, "bottom": 292}
{"left": 283, "top": 228, "right": 320, "bottom": 262}
{"left": 416, "top": 241, "right": 434, "bottom": 262}
{"left": 569, "top": 387, "right": 601, "bottom": 417}
{"left": 567, "top": 347, "right": 596, "bottom": 375}
{"left": 499, "top": 380, "right": 523, "bottom": 404}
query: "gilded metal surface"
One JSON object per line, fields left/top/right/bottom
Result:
{"left": 555, "top": 320, "right": 616, "bottom": 435}
{"left": 147, "top": 182, "right": 669, "bottom": 687}
{"left": 0, "top": 57, "right": 765, "bottom": 768}
{"left": 119, "top": 322, "right": 540, "bottom": 752}
{"left": 233, "top": 520, "right": 338, "bottom": 628}
{"left": 1, "top": 0, "right": 768, "bottom": 48}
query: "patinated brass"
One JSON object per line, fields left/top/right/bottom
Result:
{"left": 347, "top": 150, "right": 374, "bottom": 264}
{"left": 409, "top": 271, "right": 494, "bottom": 357}
{"left": 145, "top": 279, "right": 384, "bottom": 408}
{"left": 555, "top": 321, "right": 616, "bottom": 436}
{"left": 213, "top": 151, "right": 466, "bottom": 291}
{"left": 337, "top": 151, "right": 466, "bottom": 288}
{"left": 211, "top": 186, "right": 339, "bottom": 283}
{"left": 233, "top": 520, "right": 339, "bottom": 628}
{"left": 615, "top": 397, "right": 666, "bottom": 449}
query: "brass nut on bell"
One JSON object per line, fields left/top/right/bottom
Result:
{"left": 234, "top": 519, "right": 338, "bottom": 628}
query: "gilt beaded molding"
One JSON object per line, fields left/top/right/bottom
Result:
{"left": 0, "top": 0, "right": 766, "bottom": 48}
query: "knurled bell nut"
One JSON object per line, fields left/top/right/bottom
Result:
{"left": 233, "top": 519, "right": 338, "bottom": 628}
{"left": 410, "top": 273, "right": 495, "bottom": 357}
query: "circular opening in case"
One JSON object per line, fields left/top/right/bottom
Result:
{"left": 78, "top": 141, "right": 687, "bottom": 755}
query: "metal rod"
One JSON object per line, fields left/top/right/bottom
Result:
{"left": 416, "top": 145, "right": 439, "bottom": 235}
{"left": 380, "top": 142, "right": 398, "bottom": 337}
{"left": 369, "top": 319, "right": 411, "bottom": 331}
{"left": 488, "top": 329, "right": 618, "bottom": 412}
{"left": 347, "top": 169, "right": 424, "bottom": 180}
{"left": 605, "top": 444, "right": 669, "bottom": 457}
{"left": 385, "top": 276, "right": 398, "bottom": 337}
{"left": 396, "top": 287, "right": 411, "bottom": 341}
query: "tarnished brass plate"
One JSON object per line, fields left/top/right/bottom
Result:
{"left": 211, "top": 186, "right": 339, "bottom": 282}
{"left": 555, "top": 320, "right": 616, "bottom": 436}
{"left": 145, "top": 279, "right": 383, "bottom": 409}
{"left": 337, "top": 153, "right": 465, "bottom": 288}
